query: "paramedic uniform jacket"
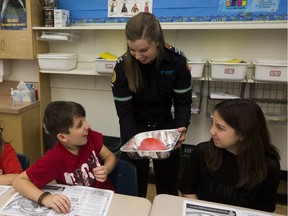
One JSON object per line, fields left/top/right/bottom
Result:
{"left": 111, "top": 45, "right": 192, "bottom": 145}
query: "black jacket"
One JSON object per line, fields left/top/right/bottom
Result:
{"left": 111, "top": 45, "right": 192, "bottom": 144}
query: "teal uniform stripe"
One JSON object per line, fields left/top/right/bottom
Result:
{"left": 114, "top": 96, "right": 133, "bottom": 102}
{"left": 173, "top": 86, "right": 192, "bottom": 94}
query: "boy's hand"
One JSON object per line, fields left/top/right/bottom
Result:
{"left": 93, "top": 165, "right": 108, "bottom": 182}
{"left": 42, "top": 194, "right": 71, "bottom": 214}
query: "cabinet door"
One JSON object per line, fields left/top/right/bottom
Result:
{"left": 0, "top": 0, "right": 48, "bottom": 59}
{"left": 0, "top": 32, "right": 12, "bottom": 58}
{"left": 0, "top": 113, "right": 23, "bottom": 153}
{"left": 0, "top": 30, "right": 34, "bottom": 59}
{"left": 0, "top": 106, "right": 42, "bottom": 165}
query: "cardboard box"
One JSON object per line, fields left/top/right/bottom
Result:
{"left": 54, "top": 9, "right": 70, "bottom": 27}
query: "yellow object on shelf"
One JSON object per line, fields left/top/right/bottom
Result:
{"left": 211, "top": 58, "right": 243, "bottom": 63}
{"left": 99, "top": 52, "right": 118, "bottom": 60}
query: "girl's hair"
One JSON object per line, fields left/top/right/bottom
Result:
{"left": 43, "top": 101, "right": 86, "bottom": 138}
{"left": 206, "top": 99, "right": 280, "bottom": 190}
{"left": 124, "top": 12, "right": 165, "bottom": 92}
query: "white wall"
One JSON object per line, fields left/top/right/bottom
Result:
{"left": 8, "top": 28, "right": 287, "bottom": 170}
{"left": 6, "top": 60, "right": 39, "bottom": 83}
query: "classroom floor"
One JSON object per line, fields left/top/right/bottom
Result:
{"left": 146, "top": 182, "right": 287, "bottom": 215}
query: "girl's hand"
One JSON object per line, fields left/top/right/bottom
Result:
{"left": 174, "top": 127, "right": 187, "bottom": 149}
{"left": 93, "top": 165, "right": 108, "bottom": 182}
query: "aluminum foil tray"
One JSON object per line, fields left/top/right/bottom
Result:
{"left": 120, "top": 129, "right": 180, "bottom": 159}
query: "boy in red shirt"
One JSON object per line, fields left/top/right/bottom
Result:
{"left": 13, "top": 101, "right": 118, "bottom": 214}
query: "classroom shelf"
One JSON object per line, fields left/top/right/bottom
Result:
{"left": 32, "top": 21, "right": 287, "bottom": 31}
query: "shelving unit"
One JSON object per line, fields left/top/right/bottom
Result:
{"left": 249, "top": 82, "right": 287, "bottom": 124}
{"left": 191, "top": 79, "right": 205, "bottom": 114}
{"left": 206, "top": 77, "right": 247, "bottom": 117}
{"left": 32, "top": 20, "right": 287, "bottom": 171}
{"left": 32, "top": 21, "right": 287, "bottom": 30}
{"left": 171, "top": 78, "right": 205, "bottom": 115}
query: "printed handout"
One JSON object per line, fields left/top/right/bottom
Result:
{"left": 182, "top": 200, "right": 271, "bottom": 216}
{"left": 0, "top": 184, "right": 114, "bottom": 216}
{"left": 0, "top": 185, "right": 10, "bottom": 196}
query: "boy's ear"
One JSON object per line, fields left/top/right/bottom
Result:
{"left": 57, "top": 133, "right": 67, "bottom": 142}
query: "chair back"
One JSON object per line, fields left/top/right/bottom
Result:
{"left": 108, "top": 160, "right": 138, "bottom": 196}
{"left": 17, "top": 153, "right": 30, "bottom": 170}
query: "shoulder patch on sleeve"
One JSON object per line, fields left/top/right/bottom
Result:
{"left": 165, "top": 42, "right": 183, "bottom": 56}
{"left": 116, "top": 54, "right": 126, "bottom": 64}
{"left": 186, "top": 61, "right": 191, "bottom": 72}
{"left": 111, "top": 70, "right": 116, "bottom": 84}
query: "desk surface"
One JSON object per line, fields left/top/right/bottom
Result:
{"left": 0, "top": 187, "right": 151, "bottom": 216}
{"left": 0, "top": 94, "right": 39, "bottom": 114}
{"left": 149, "top": 194, "right": 282, "bottom": 216}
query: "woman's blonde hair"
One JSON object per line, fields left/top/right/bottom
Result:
{"left": 124, "top": 12, "right": 165, "bottom": 92}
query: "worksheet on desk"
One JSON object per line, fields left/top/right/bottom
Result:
{"left": 0, "top": 184, "right": 114, "bottom": 216}
{"left": 182, "top": 200, "right": 239, "bottom": 216}
{"left": 0, "top": 185, "right": 10, "bottom": 196}
{"left": 182, "top": 200, "right": 270, "bottom": 216}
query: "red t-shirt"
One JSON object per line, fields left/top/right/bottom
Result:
{"left": 26, "top": 129, "right": 114, "bottom": 190}
{"left": 0, "top": 143, "right": 23, "bottom": 174}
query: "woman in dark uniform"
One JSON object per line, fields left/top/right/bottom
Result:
{"left": 111, "top": 12, "right": 192, "bottom": 197}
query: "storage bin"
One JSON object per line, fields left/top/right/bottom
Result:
{"left": 95, "top": 58, "right": 116, "bottom": 74}
{"left": 208, "top": 58, "right": 248, "bottom": 81}
{"left": 37, "top": 53, "right": 77, "bottom": 71}
{"left": 253, "top": 59, "right": 288, "bottom": 83}
{"left": 187, "top": 58, "right": 206, "bottom": 79}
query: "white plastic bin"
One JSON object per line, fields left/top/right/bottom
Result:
{"left": 95, "top": 58, "right": 116, "bottom": 74}
{"left": 37, "top": 53, "right": 77, "bottom": 71}
{"left": 253, "top": 59, "right": 288, "bottom": 83}
{"left": 208, "top": 58, "right": 248, "bottom": 81}
{"left": 187, "top": 58, "right": 206, "bottom": 79}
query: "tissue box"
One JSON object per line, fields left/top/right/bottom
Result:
{"left": 54, "top": 9, "right": 70, "bottom": 27}
{"left": 12, "top": 90, "right": 36, "bottom": 102}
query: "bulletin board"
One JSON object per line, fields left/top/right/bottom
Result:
{"left": 57, "top": 0, "right": 287, "bottom": 24}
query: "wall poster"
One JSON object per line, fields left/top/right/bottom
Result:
{"left": 219, "top": 0, "right": 280, "bottom": 14}
{"left": 0, "top": 0, "right": 27, "bottom": 30}
{"left": 108, "top": 0, "right": 153, "bottom": 17}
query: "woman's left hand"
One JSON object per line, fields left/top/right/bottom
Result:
{"left": 174, "top": 127, "right": 187, "bottom": 149}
